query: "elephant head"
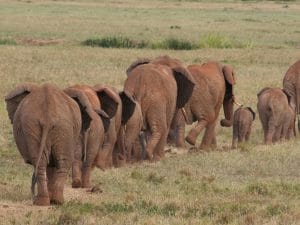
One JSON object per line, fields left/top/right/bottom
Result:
{"left": 220, "top": 65, "right": 236, "bottom": 127}
{"left": 5, "top": 82, "right": 39, "bottom": 124}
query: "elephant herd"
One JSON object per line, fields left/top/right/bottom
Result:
{"left": 4, "top": 55, "right": 300, "bottom": 206}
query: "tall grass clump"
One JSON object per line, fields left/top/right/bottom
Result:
{"left": 82, "top": 36, "right": 148, "bottom": 49}
{"left": 0, "top": 39, "right": 17, "bottom": 45}
{"left": 199, "top": 34, "right": 233, "bottom": 49}
{"left": 82, "top": 35, "right": 253, "bottom": 50}
{"left": 154, "top": 38, "right": 197, "bottom": 50}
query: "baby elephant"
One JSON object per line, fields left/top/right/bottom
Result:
{"left": 231, "top": 107, "right": 255, "bottom": 149}
{"left": 257, "top": 87, "right": 295, "bottom": 144}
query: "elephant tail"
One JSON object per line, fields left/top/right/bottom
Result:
{"left": 31, "top": 124, "right": 50, "bottom": 199}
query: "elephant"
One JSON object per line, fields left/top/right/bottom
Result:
{"left": 124, "top": 55, "right": 195, "bottom": 161}
{"left": 5, "top": 83, "right": 96, "bottom": 205}
{"left": 231, "top": 106, "right": 256, "bottom": 149}
{"left": 64, "top": 84, "right": 119, "bottom": 188}
{"left": 283, "top": 60, "right": 300, "bottom": 132}
{"left": 89, "top": 84, "right": 144, "bottom": 168}
{"left": 178, "top": 61, "right": 236, "bottom": 149}
{"left": 257, "top": 87, "right": 295, "bottom": 144}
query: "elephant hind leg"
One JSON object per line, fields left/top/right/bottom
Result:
{"left": 232, "top": 127, "right": 238, "bottom": 149}
{"left": 154, "top": 128, "right": 168, "bottom": 160}
{"left": 72, "top": 160, "right": 82, "bottom": 188}
{"left": 186, "top": 119, "right": 208, "bottom": 146}
{"left": 200, "top": 120, "right": 217, "bottom": 150}
{"left": 145, "top": 109, "right": 167, "bottom": 161}
{"left": 33, "top": 166, "right": 50, "bottom": 206}
{"left": 265, "top": 118, "right": 276, "bottom": 144}
{"left": 27, "top": 138, "right": 50, "bottom": 206}
{"left": 47, "top": 166, "right": 55, "bottom": 201}
{"left": 245, "top": 126, "right": 252, "bottom": 141}
{"left": 50, "top": 159, "right": 69, "bottom": 204}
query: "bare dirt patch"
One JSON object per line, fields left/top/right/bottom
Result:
{"left": 18, "top": 38, "right": 64, "bottom": 46}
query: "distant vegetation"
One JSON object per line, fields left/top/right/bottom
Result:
{"left": 0, "top": 39, "right": 17, "bottom": 45}
{"left": 82, "top": 35, "right": 253, "bottom": 50}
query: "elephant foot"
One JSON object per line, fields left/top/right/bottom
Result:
{"left": 72, "top": 178, "right": 82, "bottom": 188}
{"left": 152, "top": 154, "right": 161, "bottom": 162}
{"left": 50, "top": 195, "right": 64, "bottom": 205}
{"left": 33, "top": 195, "right": 50, "bottom": 206}
{"left": 81, "top": 181, "right": 91, "bottom": 189}
{"left": 185, "top": 135, "right": 196, "bottom": 146}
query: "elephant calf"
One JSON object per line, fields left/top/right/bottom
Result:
{"left": 257, "top": 87, "right": 295, "bottom": 144}
{"left": 231, "top": 106, "right": 255, "bottom": 149}
{"left": 5, "top": 83, "right": 95, "bottom": 205}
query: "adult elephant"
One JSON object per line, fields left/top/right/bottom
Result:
{"left": 283, "top": 60, "right": 300, "bottom": 131}
{"left": 5, "top": 83, "right": 95, "bottom": 205}
{"left": 64, "top": 84, "right": 119, "bottom": 188}
{"left": 179, "top": 61, "right": 236, "bottom": 149}
{"left": 124, "top": 55, "right": 195, "bottom": 161}
{"left": 257, "top": 87, "right": 295, "bottom": 144}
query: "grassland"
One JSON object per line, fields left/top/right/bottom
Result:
{"left": 0, "top": 0, "right": 300, "bottom": 224}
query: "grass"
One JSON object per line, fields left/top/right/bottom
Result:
{"left": 0, "top": 39, "right": 17, "bottom": 45}
{"left": 82, "top": 35, "right": 251, "bottom": 50}
{"left": 0, "top": 0, "right": 299, "bottom": 224}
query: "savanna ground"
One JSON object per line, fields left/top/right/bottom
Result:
{"left": 0, "top": 0, "right": 300, "bottom": 224}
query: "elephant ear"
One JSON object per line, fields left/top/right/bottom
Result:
{"left": 93, "top": 85, "right": 119, "bottom": 118}
{"left": 119, "top": 90, "right": 136, "bottom": 124}
{"left": 95, "top": 109, "right": 110, "bottom": 132}
{"left": 246, "top": 107, "right": 256, "bottom": 121}
{"left": 5, "top": 83, "right": 38, "bottom": 123}
{"left": 126, "top": 58, "right": 151, "bottom": 76}
{"left": 257, "top": 87, "right": 271, "bottom": 97}
{"left": 172, "top": 66, "right": 195, "bottom": 108}
{"left": 64, "top": 88, "right": 94, "bottom": 132}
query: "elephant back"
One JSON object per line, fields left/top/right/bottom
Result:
{"left": 283, "top": 60, "right": 300, "bottom": 82}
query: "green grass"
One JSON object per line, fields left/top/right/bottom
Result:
{"left": 0, "top": 0, "right": 299, "bottom": 224}
{"left": 82, "top": 35, "right": 251, "bottom": 50}
{"left": 0, "top": 39, "right": 17, "bottom": 45}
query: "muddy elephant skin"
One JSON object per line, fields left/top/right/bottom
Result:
{"left": 5, "top": 83, "right": 95, "bottom": 206}
{"left": 180, "top": 61, "right": 236, "bottom": 149}
{"left": 65, "top": 84, "right": 120, "bottom": 188}
{"left": 124, "top": 55, "right": 195, "bottom": 161}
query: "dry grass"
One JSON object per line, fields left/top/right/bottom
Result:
{"left": 0, "top": 0, "right": 299, "bottom": 224}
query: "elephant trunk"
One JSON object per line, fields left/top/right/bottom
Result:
{"left": 220, "top": 97, "right": 234, "bottom": 127}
